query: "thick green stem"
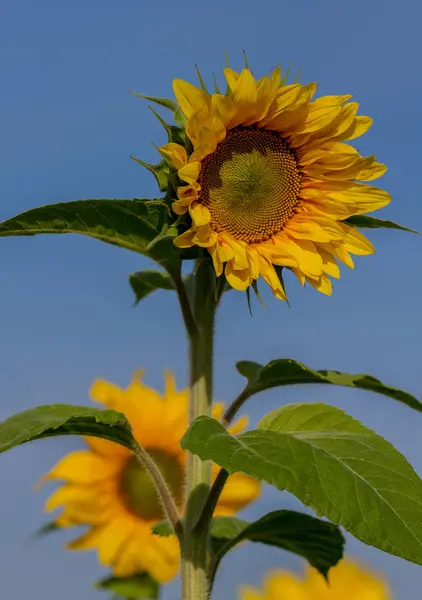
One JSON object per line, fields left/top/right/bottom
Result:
{"left": 182, "top": 261, "right": 216, "bottom": 600}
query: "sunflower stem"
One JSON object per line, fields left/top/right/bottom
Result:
{"left": 171, "top": 263, "right": 198, "bottom": 338}
{"left": 182, "top": 259, "right": 216, "bottom": 600}
{"left": 132, "top": 441, "right": 183, "bottom": 539}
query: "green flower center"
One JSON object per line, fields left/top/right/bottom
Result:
{"left": 120, "top": 450, "right": 184, "bottom": 520}
{"left": 199, "top": 127, "right": 301, "bottom": 244}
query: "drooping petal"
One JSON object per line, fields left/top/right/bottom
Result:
{"left": 173, "top": 79, "right": 210, "bottom": 119}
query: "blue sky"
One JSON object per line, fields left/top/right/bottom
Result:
{"left": 1, "top": 0, "right": 422, "bottom": 597}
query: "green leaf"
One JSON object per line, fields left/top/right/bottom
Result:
{"left": 129, "top": 270, "right": 175, "bottom": 304}
{"left": 236, "top": 358, "right": 422, "bottom": 413}
{"left": 182, "top": 405, "right": 422, "bottom": 566}
{"left": 151, "top": 510, "right": 343, "bottom": 579}
{"left": 96, "top": 574, "right": 159, "bottom": 599}
{"left": 0, "top": 405, "right": 134, "bottom": 453}
{"left": 0, "top": 198, "right": 179, "bottom": 265}
{"left": 344, "top": 215, "right": 420, "bottom": 235}
{"left": 210, "top": 511, "right": 344, "bottom": 579}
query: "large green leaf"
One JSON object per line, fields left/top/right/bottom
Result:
{"left": 344, "top": 215, "right": 420, "bottom": 234}
{"left": 0, "top": 405, "right": 134, "bottom": 453}
{"left": 152, "top": 510, "right": 343, "bottom": 579}
{"left": 0, "top": 198, "right": 179, "bottom": 265}
{"left": 182, "top": 404, "right": 422, "bottom": 566}
{"left": 210, "top": 511, "right": 344, "bottom": 579}
{"left": 235, "top": 359, "right": 422, "bottom": 413}
{"left": 96, "top": 574, "right": 159, "bottom": 599}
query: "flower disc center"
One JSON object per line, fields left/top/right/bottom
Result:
{"left": 199, "top": 128, "right": 301, "bottom": 243}
{"left": 120, "top": 451, "right": 184, "bottom": 520}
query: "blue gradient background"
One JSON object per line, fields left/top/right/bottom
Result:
{"left": 1, "top": 0, "right": 421, "bottom": 597}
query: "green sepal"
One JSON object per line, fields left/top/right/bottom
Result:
{"left": 131, "top": 91, "right": 176, "bottom": 113}
{"left": 344, "top": 214, "right": 420, "bottom": 235}
{"left": 195, "top": 65, "right": 208, "bottom": 92}
{"left": 130, "top": 156, "right": 170, "bottom": 192}
{"left": 33, "top": 521, "right": 60, "bottom": 539}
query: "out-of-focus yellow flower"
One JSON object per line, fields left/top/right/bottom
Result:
{"left": 42, "top": 370, "right": 260, "bottom": 583}
{"left": 239, "top": 559, "right": 392, "bottom": 600}
{"left": 161, "top": 65, "right": 390, "bottom": 300}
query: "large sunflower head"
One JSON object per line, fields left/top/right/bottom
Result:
{"left": 42, "top": 370, "right": 260, "bottom": 582}
{"left": 239, "top": 559, "right": 392, "bottom": 600}
{"left": 160, "top": 65, "right": 390, "bottom": 300}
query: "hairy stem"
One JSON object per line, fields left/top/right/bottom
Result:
{"left": 132, "top": 441, "right": 182, "bottom": 539}
{"left": 182, "top": 260, "right": 216, "bottom": 600}
{"left": 171, "top": 264, "right": 198, "bottom": 339}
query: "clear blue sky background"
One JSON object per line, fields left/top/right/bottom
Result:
{"left": 1, "top": 0, "right": 421, "bottom": 598}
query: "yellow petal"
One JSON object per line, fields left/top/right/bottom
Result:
{"left": 265, "top": 571, "right": 306, "bottom": 599}
{"left": 192, "top": 224, "right": 217, "bottom": 247}
{"left": 46, "top": 451, "right": 120, "bottom": 483}
{"left": 211, "top": 93, "right": 235, "bottom": 128}
{"left": 339, "top": 115, "right": 373, "bottom": 141}
{"left": 172, "top": 198, "right": 192, "bottom": 215}
{"left": 258, "top": 83, "right": 302, "bottom": 127}
{"left": 178, "top": 161, "right": 201, "bottom": 186}
{"left": 296, "top": 103, "right": 342, "bottom": 135}
{"left": 177, "top": 184, "right": 199, "bottom": 201}
{"left": 319, "top": 248, "right": 340, "bottom": 279}
{"left": 332, "top": 244, "right": 355, "bottom": 269}
{"left": 225, "top": 261, "right": 253, "bottom": 291}
{"left": 97, "top": 517, "right": 134, "bottom": 566}
{"left": 341, "top": 224, "right": 375, "bottom": 255}
{"left": 253, "top": 251, "right": 287, "bottom": 300}
{"left": 68, "top": 526, "right": 104, "bottom": 550}
{"left": 238, "top": 587, "right": 266, "bottom": 600}
{"left": 306, "top": 273, "right": 333, "bottom": 295}
{"left": 357, "top": 161, "right": 388, "bottom": 181}
{"left": 280, "top": 236, "right": 324, "bottom": 278}
{"left": 159, "top": 143, "right": 187, "bottom": 169}
{"left": 228, "top": 68, "right": 258, "bottom": 128}
{"left": 327, "top": 183, "right": 391, "bottom": 213}
{"left": 189, "top": 202, "right": 211, "bottom": 226}
{"left": 209, "top": 244, "right": 223, "bottom": 277}
{"left": 223, "top": 68, "right": 240, "bottom": 92}
{"left": 174, "top": 229, "right": 196, "bottom": 248}
{"left": 173, "top": 79, "right": 210, "bottom": 119}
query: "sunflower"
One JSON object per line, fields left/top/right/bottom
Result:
{"left": 42, "top": 370, "right": 260, "bottom": 583}
{"left": 160, "top": 66, "right": 390, "bottom": 299}
{"left": 239, "top": 559, "right": 392, "bottom": 600}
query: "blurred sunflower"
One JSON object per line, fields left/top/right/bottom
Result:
{"left": 42, "top": 371, "right": 260, "bottom": 583}
{"left": 160, "top": 66, "right": 390, "bottom": 300}
{"left": 239, "top": 559, "right": 392, "bottom": 600}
